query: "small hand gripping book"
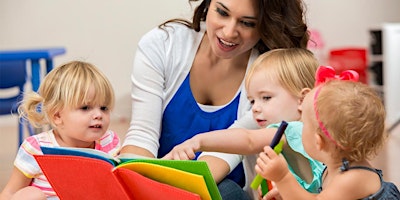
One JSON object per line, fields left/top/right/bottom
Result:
{"left": 34, "top": 146, "right": 222, "bottom": 200}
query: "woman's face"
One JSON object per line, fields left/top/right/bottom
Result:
{"left": 205, "top": 0, "right": 260, "bottom": 59}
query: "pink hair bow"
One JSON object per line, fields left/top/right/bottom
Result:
{"left": 315, "top": 66, "right": 359, "bottom": 86}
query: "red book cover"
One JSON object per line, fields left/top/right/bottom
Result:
{"left": 34, "top": 146, "right": 222, "bottom": 200}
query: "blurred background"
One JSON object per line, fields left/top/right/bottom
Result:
{"left": 1, "top": 0, "right": 400, "bottom": 189}
{"left": 1, "top": 0, "right": 400, "bottom": 122}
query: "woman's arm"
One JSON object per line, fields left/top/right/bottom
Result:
{"left": 122, "top": 23, "right": 199, "bottom": 157}
{"left": 198, "top": 155, "right": 232, "bottom": 183}
{"left": 121, "top": 27, "right": 168, "bottom": 157}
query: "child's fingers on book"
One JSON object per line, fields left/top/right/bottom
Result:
{"left": 183, "top": 149, "right": 196, "bottom": 160}
{"left": 172, "top": 150, "right": 194, "bottom": 160}
{"left": 162, "top": 151, "right": 193, "bottom": 160}
{"left": 161, "top": 154, "right": 171, "bottom": 160}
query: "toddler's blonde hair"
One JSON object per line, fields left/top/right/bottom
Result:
{"left": 245, "top": 48, "right": 319, "bottom": 98}
{"left": 18, "top": 61, "right": 115, "bottom": 128}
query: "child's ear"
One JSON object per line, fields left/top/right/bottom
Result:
{"left": 52, "top": 111, "right": 62, "bottom": 126}
{"left": 298, "top": 88, "right": 311, "bottom": 111}
{"left": 315, "top": 132, "right": 323, "bottom": 151}
{"left": 299, "top": 88, "right": 311, "bottom": 105}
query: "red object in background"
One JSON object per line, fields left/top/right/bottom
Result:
{"left": 328, "top": 48, "right": 368, "bottom": 84}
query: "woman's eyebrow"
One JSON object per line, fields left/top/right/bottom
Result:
{"left": 216, "top": 2, "right": 257, "bottom": 20}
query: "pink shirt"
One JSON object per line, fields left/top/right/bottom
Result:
{"left": 14, "top": 130, "right": 120, "bottom": 198}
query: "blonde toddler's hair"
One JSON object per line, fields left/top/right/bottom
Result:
{"left": 18, "top": 61, "right": 115, "bottom": 128}
{"left": 245, "top": 48, "right": 319, "bottom": 98}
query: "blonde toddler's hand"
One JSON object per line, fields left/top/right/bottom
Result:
{"left": 162, "top": 138, "right": 200, "bottom": 160}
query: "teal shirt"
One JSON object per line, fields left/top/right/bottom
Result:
{"left": 268, "top": 121, "right": 324, "bottom": 193}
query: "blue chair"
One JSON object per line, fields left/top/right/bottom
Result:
{"left": 0, "top": 60, "right": 34, "bottom": 146}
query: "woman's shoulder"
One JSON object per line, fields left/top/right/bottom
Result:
{"left": 141, "top": 22, "right": 195, "bottom": 40}
{"left": 136, "top": 22, "right": 204, "bottom": 69}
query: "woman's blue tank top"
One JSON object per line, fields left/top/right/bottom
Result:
{"left": 159, "top": 74, "right": 245, "bottom": 186}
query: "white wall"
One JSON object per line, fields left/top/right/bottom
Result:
{"left": 1, "top": 0, "right": 399, "bottom": 122}
{"left": 305, "top": 0, "right": 400, "bottom": 51}
{"left": 383, "top": 23, "right": 400, "bottom": 127}
{"left": 0, "top": 0, "right": 191, "bottom": 121}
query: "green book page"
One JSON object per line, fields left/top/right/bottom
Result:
{"left": 120, "top": 159, "right": 222, "bottom": 200}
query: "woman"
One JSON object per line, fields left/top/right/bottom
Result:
{"left": 121, "top": 0, "right": 309, "bottom": 199}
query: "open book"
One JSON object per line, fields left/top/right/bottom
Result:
{"left": 34, "top": 146, "right": 222, "bottom": 200}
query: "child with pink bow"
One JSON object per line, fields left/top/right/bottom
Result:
{"left": 255, "top": 66, "right": 400, "bottom": 199}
